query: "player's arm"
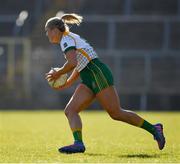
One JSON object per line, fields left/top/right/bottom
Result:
{"left": 54, "top": 68, "right": 79, "bottom": 90}
{"left": 58, "top": 49, "right": 77, "bottom": 74}
{"left": 46, "top": 49, "right": 77, "bottom": 81}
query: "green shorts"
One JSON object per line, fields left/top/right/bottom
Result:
{"left": 80, "top": 58, "right": 114, "bottom": 94}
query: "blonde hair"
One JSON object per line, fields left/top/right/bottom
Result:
{"left": 61, "top": 13, "right": 83, "bottom": 26}
{"left": 45, "top": 13, "right": 83, "bottom": 32}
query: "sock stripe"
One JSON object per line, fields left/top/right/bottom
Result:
{"left": 138, "top": 119, "right": 145, "bottom": 127}
{"left": 72, "top": 128, "right": 82, "bottom": 132}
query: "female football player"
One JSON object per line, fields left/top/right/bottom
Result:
{"left": 45, "top": 13, "right": 165, "bottom": 154}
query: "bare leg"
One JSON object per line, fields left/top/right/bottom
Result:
{"left": 64, "top": 83, "right": 95, "bottom": 131}
{"left": 59, "top": 84, "right": 95, "bottom": 153}
{"left": 96, "top": 86, "right": 144, "bottom": 127}
{"left": 96, "top": 86, "right": 166, "bottom": 150}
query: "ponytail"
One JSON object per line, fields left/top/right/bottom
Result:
{"left": 45, "top": 13, "right": 83, "bottom": 32}
{"left": 61, "top": 13, "right": 83, "bottom": 26}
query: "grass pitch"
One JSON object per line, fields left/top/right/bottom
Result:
{"left": 0, "top": 110, "right": 180, "bottom": 163}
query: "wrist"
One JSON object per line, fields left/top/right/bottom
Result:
{"left": 56, "top": 69, "right": 63, "bottom": 76}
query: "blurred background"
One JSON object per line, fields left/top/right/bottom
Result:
{"left": 0, "top": 0, "right": 180, "bottom": 110}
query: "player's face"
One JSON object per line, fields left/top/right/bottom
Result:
{"left": 46, "top": 28, "right": 61, "bottom": 44}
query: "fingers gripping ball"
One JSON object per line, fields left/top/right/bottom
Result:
{"left": 47, "top": 68, "right": 68, "bottom": 88}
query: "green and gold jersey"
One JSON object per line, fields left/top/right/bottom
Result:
{"left": 60, "top": 32, "right": 98, "bottom": 72}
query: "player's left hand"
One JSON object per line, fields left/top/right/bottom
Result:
{"left": 45, "top": 70, "right": 61, "bottom": 81}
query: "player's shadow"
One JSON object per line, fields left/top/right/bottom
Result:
{"left": 118, "top": 153, "right": 160, "bottom": 158}
{"left": 85, "top": 153, "right": 160, "bottom": 158}
{"left": 85, "top": 153, "right": 106, "bottom": 157}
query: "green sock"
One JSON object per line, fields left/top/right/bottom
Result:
{"left": 141, "top": 120, "right": 156, "bottom": 135}
{"left": 73, "top": 130, "right": 82, "bottom": 142}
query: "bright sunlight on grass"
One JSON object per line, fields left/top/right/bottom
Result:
{"left": 0, "top": 111, "right": 180, "bottom": 163}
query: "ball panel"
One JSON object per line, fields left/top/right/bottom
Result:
{"left": 47, "top": 67, "right": 68, "bottom": 88}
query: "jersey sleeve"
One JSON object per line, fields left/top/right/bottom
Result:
{"left": 60, "top": 36, "right": 76, "bottom": 54}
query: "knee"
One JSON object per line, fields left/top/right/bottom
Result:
{"left": 64, "top": 106, "right": 77, "bottom": 118}
{"left": 64, "top": 108, "right": 70, "bottom": 118}
{"left": 64, "top": 108, "right": 72, "bottom": 118}
{"left": 109, "top": 112, "right": 120, "bottom": 120}
{"left": 109, "top": 110, "right": 124, "bottom": 121}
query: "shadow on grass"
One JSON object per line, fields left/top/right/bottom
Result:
{"left": 85, "top": 153, "right": 160, "bottom": 158}
{"left": 118, "top": 153, "right": 160, "bottom": 158}
{"left": 85, "top": 153, "right": 106, "bottom": 157}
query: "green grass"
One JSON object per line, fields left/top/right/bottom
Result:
{"left": 0, "top": 111, "right": 180, "bottom": 163}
